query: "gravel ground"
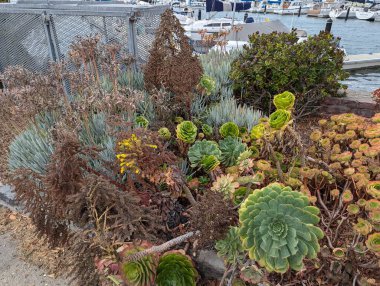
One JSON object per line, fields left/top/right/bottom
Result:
{"left": 0, "top": 233, "right": 69, "bottom": 286}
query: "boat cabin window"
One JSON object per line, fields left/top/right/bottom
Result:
{"left": 222, "top": 23, "right": 231, "bottom": 27}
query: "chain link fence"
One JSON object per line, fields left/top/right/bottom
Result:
{"left": 0, "top": 1, "right": 168, "bottom": 73}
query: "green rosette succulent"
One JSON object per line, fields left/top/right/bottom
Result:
{"left": 158, "top": 127, "right": 171, "bottom": 141}
{"left": 219, "top": 122, "right": 240, "bottom": 138}
{"left": 156, "top": 251, "right": 198, "bottom": 286}
{"left": 239, "top": 183, "right": 324, "bottom": 273}
{"left": 250, "top": 123, "right": 266, "bottom": 140}
{"left": 199, "top": 74, "right": 216, "bottom": 95}
{"left": 188, "top": 140, "right": 221, "bottom": 168}
{"left": 118, "top": 243, "right": 157, "bottom": 286}
{"left": 202, "top": 123, "right": 213, "bottom": 137}
{"left": 176, "top": 121, "right": 198, "bottom": 143}
{"left": 365, "top": 233, "right": 380, "bottom": 254}
{"left": 273, "top": 91, "right": 295, "bottom": 110}
{"left": 135, "top": 115, "right": 149, "bottom": 128}
{"left": 219, "top": 137, "right": 247, "bottom": 167}
{"left": 269, "top": 110, "right": 291, "bottom": 130}
{"left": 215, "top": 227, "right": 245, "bottom": 265}
{"left": 200, "top": 155, "right": 220, "bottom": 172}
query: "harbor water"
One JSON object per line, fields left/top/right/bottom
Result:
{"left": 209, "top": 12, "right": 380, "bottom": 94}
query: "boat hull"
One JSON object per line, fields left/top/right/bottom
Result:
{"left": 329, "top": 9, "right": 356, "bottom": 19}
{"left": 356, "top": 11, "right": 378, "bottom": 21}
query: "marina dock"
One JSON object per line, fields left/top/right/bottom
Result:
{"left": 343, "top": 53, "right": 380, "bottom": 71}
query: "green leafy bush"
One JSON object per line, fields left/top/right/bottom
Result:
{"left": 239, "top": 183, "right": 323, "bottom": 273}
{"left": 219, "top": 137, "right": 247, "bottom": 167}
{"left": 230, "top": 31, "right": 348, "bottom": 116}
{"left": 156, "top": 251, "right": 198, "bottom": 286}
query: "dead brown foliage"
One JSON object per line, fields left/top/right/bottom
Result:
{"left": 144, "top": 9, "right": 203, "bottom": 117}
{"left": 189, "top": 191, "right": 237, "bottom": 248}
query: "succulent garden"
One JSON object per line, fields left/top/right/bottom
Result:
{"left": 0, "top": 9, "right": 379, "bottom": 286}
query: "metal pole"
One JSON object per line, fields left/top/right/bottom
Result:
{"left": 232, "top": 0, "right": 237, "bottom": 27}
{"left": 345, "top": 7, "right": 350, "bottom": 21}
{"left": 298, "top": 5, "right": 301, "bottom": 17}
{"left": 325, "top": 18, "right": 333, "bottom": 33}
{"left": 41, "top": 11, "right": 57, "bottom": 61}
{"left": 128, "top": 13, "right": 138, "bottom": 70}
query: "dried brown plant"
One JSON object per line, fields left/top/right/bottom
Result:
{"left": 189, "top": 191, "right": 237, "bottom": 248}
{"left": 144, "top": 9, "right": 203, "bottom": 117}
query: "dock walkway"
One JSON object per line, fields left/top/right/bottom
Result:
{"left": 343, "top": 53, "right": 380, "bottom": 71}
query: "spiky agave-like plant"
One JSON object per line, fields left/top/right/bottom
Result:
{"left": 155, "top": 251, "right": 198, "bottom": 286}
{"left": 239, "top": 183, "right": 324, "bottom": 273}
{"left": 219, "top": 136, "right": 247, "bottom": 167}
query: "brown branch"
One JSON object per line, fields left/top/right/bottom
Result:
{"left": 123, "top": 231, "right": 199, "bottom": 262}
{"left": 183, "top": 185, "right": 197, "bottom": 206}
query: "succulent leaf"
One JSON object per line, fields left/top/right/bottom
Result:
{"left": 188, "top": 140, "right": 221, "bottom": 168}
{"left": 158, "top": 128, "right": 171, "bottom": 141}
{"left": 215, "top": 227, "right": 245, "bottom": 265}
{"left": 239, "top": 183, "right": 323, "bottom": 273}
{"left": 273, "top": 91, "right": 295, "bottom": 110}
{"left": 219, "top": 137, "right": 247, "bottom": 167}
{"left": 156, "top": 251, "right": 197, "bottom": 286}
{"left": 219, "top": 122, "right": 240, "bottom": 138}
{"left": 176, "top": 121, "right": 198, "bottom": 143}
{"left": 269, "top": 110, "right": 291, "bottom": 129}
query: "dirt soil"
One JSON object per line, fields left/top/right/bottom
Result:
{"left": 0, "top": 207, "right": 70, "bottom": 286}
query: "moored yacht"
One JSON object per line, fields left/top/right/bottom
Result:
{"left": 329, "top": 4, "right": 363, "bottom": 19}
{"left": 273, "top": 0, "right": 312, "bottom": 15}
{"left": 307, "top": 0, "right": 343, "bottom": 17}
{"left": 356, "top": 3, "right": 380, "bottom": 21}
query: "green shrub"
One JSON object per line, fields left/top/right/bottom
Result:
{"left": 230, "top": 31, "right": 348, "bottom": 116}
{"left": 239, "top": 183, "right": 323, "bottom": 273}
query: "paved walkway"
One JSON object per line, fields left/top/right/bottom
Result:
{"left": 0, "top": 233, "right": 69, "bottom": 286}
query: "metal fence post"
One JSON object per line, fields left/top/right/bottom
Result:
{"left": 41, "top": 11, "right": 57, "bottom": 61}
{"left": 44, "top": 13, "right": 70, "bottom": 98}
{"left": 127, "top": 12, "right": 138, "bottom": 70}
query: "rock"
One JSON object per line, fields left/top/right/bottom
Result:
{"left": 194, "top": 250, "right": 226, "bottom": 280}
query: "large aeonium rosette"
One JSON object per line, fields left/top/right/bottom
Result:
{"left": 155, "top": 251, "right": 198, "bottom": 286}
{"left": 273, "top": 91, "right": 295, "bottom": 110}
{"left": 239, "top": 183, "right": 324, "bottom": 273}
{"left": 269, "top": 109, "right": 291, "bottom": 129}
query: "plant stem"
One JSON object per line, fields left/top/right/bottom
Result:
{"left": 183, "top": 185, "right": 197, "bottom": 206}
{"left": 123, "top": 231, "right": 199, "bottom": 262}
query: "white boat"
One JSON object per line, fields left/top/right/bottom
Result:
{"left": 273, "top": 1, "right": 312, "bottom": 15}
{"left": 183, "top": 18, "right": 245, "bottom": 34}
{"left": 307, "top": 0, "right": 343, "bottom": 18}
{"left": 329, "top": 5, "right": 362, "bottom": 19}
{"left": 246, "top": 0, "right": 281, "bottom": 13}
{"left": 356, "top": 4, "right": 380, "bottom": 21}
